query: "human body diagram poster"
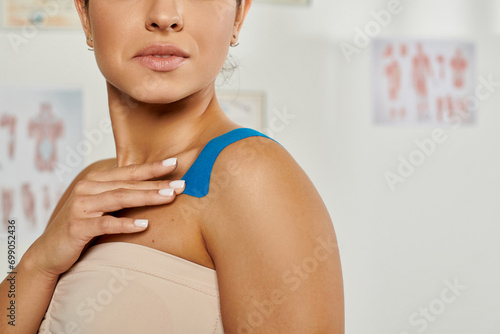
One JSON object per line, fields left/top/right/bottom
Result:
{"left": 371, "top": 38, "right": 476, "bottom": 126}
{"left": 3, "top": 0, "right": 80, "bottom": 28}
{"left": 0, "top": 87, "right": 83, "bottom": 239}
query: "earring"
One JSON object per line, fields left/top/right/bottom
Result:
{"left": 87, "top": 36, "right": 94, "bottom": 52}
{"left": 230, "top": 35, "right": 239, "bottom": 47}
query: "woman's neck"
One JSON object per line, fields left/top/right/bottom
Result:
{"left": 106, "top": 82, "right": 238, "bottom": 168}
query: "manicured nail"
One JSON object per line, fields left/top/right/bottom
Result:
{"left": 134, "top": 219, "right": 148, "bottom": 228}
{"left": 162, "top": 158, "right": 177, "bottom": 167}
{"left": 169, "top": 180, "right": 185, "bottom": 189}
{"left": 158, "top": 188, "right": 175, "bottom": 196}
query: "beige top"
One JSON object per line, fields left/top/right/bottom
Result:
{"left": 38, "top": 242, "right": 224, "bottom": 333}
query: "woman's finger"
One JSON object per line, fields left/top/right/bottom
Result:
{"left": 85, "top": 157, "right": 178, "bottom": 182}
{"left": 74, "top": 179, "right": 186, "bottom": 196}
{"left": 72, "top": 216, "right": 150, "bottom": 242}
{"left": 81, "top": 188, "right": 178, "bottom": 213}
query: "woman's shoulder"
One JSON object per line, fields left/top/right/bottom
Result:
{"left": 217, "top": 132, "right": 291, "bottom": 165}
{"left": 203, "top": 131, "right": 331, "bottom": 235}
{"left": 212, "top": 134, "right": 298, "bottom": 188}
{"left": 200, "top": 135, "right": 342, "bottom": 333}
{"left": 85, "top": 158, "right": 117, "bottom": 173}
{"left": 217, "top": 133, "right": 309, "bottom": 185}
{"left": 62, "top": 158, "right": 117, "bottom": 197}
{"left": 69, "top": 158, "right": 116, "bottom": 183}
{"left": 207, "top": 133, "right": 320, "bottom": 211}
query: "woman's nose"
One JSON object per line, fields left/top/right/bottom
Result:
{"left": 145, "top": 0, "right": 184, "bottom": 32}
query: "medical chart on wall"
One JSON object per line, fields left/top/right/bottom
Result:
{"left": 217, "top": 91, "right": 265, "bottom": 131}
{"left": 0, "top": 86, "right": 83, "bottom": 241}
{"left": 371, "top": 38, "right": 477, "bottom": 126}
{"left": 3, "top": 0, "right": 81, "bottom": 28}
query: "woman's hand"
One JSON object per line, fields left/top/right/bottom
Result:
{"left": 27, "top": 157, "right": 185, "bottom": 279}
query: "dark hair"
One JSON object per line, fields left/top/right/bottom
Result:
{"left": 84, "top": 0, "right": 242, "bottom": 9}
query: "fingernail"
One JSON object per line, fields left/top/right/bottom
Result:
{"left": 134, "top": 219, "right": 148, "bottom": 228}
{"left": 158, "top": 188, "right": 175, "bottom": 196}
{"left": 162, "top": 158, "right": 177, "bottom": 167}
{"left": 169, "top": 180, "right": 185, "bottom": 189}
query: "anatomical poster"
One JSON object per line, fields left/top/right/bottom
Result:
{"left": 371, "top": 38, "right": 477, "bottom": 126}
{"left": 0, "top": 86, "right": 83, "bottom": 240}
{"left": 3, "top": 0, "right": 81, "bottom": 28}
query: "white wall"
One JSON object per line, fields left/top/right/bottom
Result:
{"left": 1, "top": 0, "right": 499, "bottom": 332}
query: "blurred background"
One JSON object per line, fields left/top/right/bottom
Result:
{"left": 1, "top": 0, "right": 500, "bottom": 332}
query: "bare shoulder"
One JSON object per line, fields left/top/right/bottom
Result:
{"left": 65, "top": 158, "right": 116, "bottom": 188}
{"left": 206, "top": 134, "right": 329, "bottom": 227}
{"left": 208, "top": 134, "right": 312, "bottom": 196}
{"left": 84, "top": 158, "right": 117, "bottom": 173}
{"left": 202, "top": 135, "right": 344, "bottom": 333}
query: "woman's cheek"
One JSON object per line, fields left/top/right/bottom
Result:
{"left": 196, "top": 19, "right": 233, "bottom": 66}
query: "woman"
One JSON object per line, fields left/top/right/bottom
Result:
{"left": 0, "top": 0, "right": 344, "bottom": 332}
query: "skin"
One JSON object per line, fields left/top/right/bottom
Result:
{"left": 0, "top": 0, "right": 344, "bottom": 333}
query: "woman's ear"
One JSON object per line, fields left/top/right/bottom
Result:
{"left": 232, "top": 0, "right": 252, "bottom": 45}
{"left": 74, "top": 0, "right": 93, "bottom": 47}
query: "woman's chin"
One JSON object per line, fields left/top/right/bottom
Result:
{"left": 106, "top": 77, "right": 209, "bottom": 106}
{"left": 125, "top": 89, "right": 188, "bottom": 105}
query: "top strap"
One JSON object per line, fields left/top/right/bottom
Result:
{"left": 180, "top": 128, "right": 280, "bottom": 198}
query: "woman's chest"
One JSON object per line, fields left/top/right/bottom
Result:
{"left": 92, "top": 194, "right": 215, "bottom": 270}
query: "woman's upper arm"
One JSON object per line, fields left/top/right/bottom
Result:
{"left": 44, "top": 158, "right": 114, "bottom": 232}
{"left": 203, "top": 139, "right": 344, "bottom": 333}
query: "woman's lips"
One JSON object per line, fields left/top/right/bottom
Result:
{"left": 132, "top": 43, "right": 190, "bottom": 72}
{"left": 133, "top": 55, "right": 188, "bottom": 72}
